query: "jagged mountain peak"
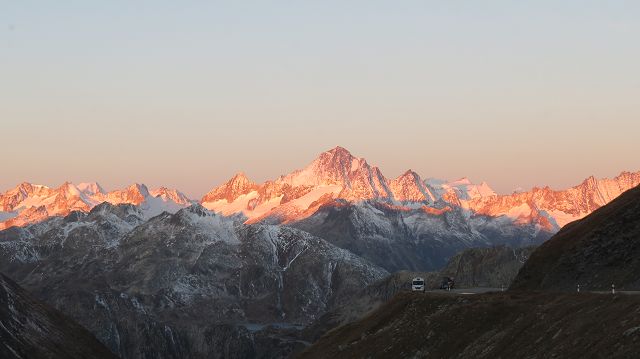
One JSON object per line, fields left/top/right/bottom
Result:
{"left": 127, "top": 183, "right": 150, "bottom": 196}
{"left": 279, "top": 146, "right": 382, "bottom": 188}
{"left": 397, "top": 169, "right": 420, "bottom": 180}
{"left": 100, "top": 183, "right": 152, "bottom": 206}
{"left": 89, "top": 201, "right": 139, "bottom": 214}
{"left": 87, "top": 201, "right": 144, "bottom": 223}
{"left": 3, "top": 182, "right": 51, "bottom": 199}
{"left": 389, "top": 169, "right": 434, "bottom": 203}
{"left": 228, "top": 171, "right": 253, "bottom": 184}
{"left": 77, "top": 182, "right": 105, "bottom": 195}
{"left": 0, "top": 181, "right": 191, "bottom": 229}
{"left": 201, "top": 172, "right": 259, "bottom": 204}
{"left": 56, "top": 181, "right": 83, "bottom": 197}
{"left": 180, "top": 203, "right": 212, "bottom": 217}
{"left": 16, "top": 181, "right": 38, "bottom": 192}
{"left": 150, "top": 186, "right": 191, "bottom": 205}
{"left": 326, "top": 145, "right": 353, "bottom": 156}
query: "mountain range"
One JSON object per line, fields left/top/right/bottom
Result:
{"left": 2, "top": 146, "right": 638, "bottom": 272}
{"left": 3, "top": 147, "right": 638, "bottom": 233}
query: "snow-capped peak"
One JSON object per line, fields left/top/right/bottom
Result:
{"left": 426, "top": 177, "right": 496, "bottom": 201}
{"left": 389, "top": 170, "right": 435, "bottom": 203}
{"left": 101, "top": 183, "right": 151, "bottom": 205}
{"left": 77, "top": 182, "right": 105, "bottom": 196}
{"left": 150, "top": 187, "right": 191, "bottom": 205}
{"left": 129, "top": 183, "right": 150, "bottom": 197}
{"left": 276, "top": 146, "right": 391, "bottom": 200}
{"left": 448, "top": 177, "right": 472, "bottom": 186}
{"left": 201, "top": 172, "right": 258, "bottom": 204}
{"left": 57, "top": 182, "right": 84, "bottom": 198}
{"left": 0, "top": 181, "right": 191, "bottom": 229}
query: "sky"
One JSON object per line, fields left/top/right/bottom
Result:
{"left": 1, "top": 1, "right": 639, "bottom": 198}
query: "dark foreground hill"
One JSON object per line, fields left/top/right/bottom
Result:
{"left": 0, "top": 273, "right": 117, "bottom": 359}
{"left": 511, "top": 184, "right": 640, "bottom": 291}
{"left": 299, "top": 291, "right": 640, "bottom": 359}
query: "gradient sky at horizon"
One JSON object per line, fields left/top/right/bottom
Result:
{"left": 1, "top": 1, "right": 639, "bottom": 198}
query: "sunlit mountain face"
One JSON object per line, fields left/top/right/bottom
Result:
{"left": 0, "top": 182, "right": 191, "bottom": 230}
{"left": 202, "top": 146, "right": 639, "bottom": 231}
{"left": 2, "top": 146, "right": 639, "bottom": 233}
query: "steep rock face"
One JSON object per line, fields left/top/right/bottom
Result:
{"left": 0, "top": 273, "right": 117, "bottom": 359}
{"left": 511, "top": 184, "right": 640, "bottom": 291}
{"left": 0, "top": 204, "right": 387, "bottom": 359}
{"left": 278, "top": 146, "right": 392, "bottom": 201}
{"left": 300, "top": 291, "right": 640, "bottom": 359}
{"left": 150, "top": 187, "right": 191, "bottom": 206}
{"left": 388, "top": 170, "right": 435, "bottom": 203}
{"left": 201, "top": 172, "right": 258, "bottom": 203}
{"left": 51, "top": 182, "right": 95, "bottom": 214}
{"left": 77, "top": 182, "right": 106, "bottom": 196}
{"left": 102, "top": 183, "right": 151, "bottom": 205}
{"left": 1, "top": 182, "right": 56, "bottom": 212}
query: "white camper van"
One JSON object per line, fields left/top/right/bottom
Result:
{"left": 412, "top": 277, "right": 425, "bottom": 292}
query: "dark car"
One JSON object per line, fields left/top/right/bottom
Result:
{"left": 440, "top": 277, "right": 454, "bottom": 290}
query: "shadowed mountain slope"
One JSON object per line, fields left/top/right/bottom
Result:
{"left": 511, "top": 184, "right": 640, "bottom": 291}
{"left": 0, "top": 273, "right": 118, "bottom": 359}
{"left": 299, "top": 291, "right": 640, "bottom": 359}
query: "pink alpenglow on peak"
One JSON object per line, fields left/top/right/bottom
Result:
{"left": 197, "top": 147, "right": 640, "bottom": 229}
{"left": 1, "top": 147, "right": 639, "bottom": 231}
{"left": 0, "top": 182, "right": 191, "bottom": 229}
{"left": 389, "top": 170, "right": 436, "bottom": 203}
{"left": 201, "top": 173, "right": 259, "bottom": 204}
{"left": 77, "top": 182, "right": 106, "bottom": 196}
{"left": 150, "top": 187, "right": 191, "bottom": 206}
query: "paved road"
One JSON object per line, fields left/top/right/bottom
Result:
{"left": 419, "top": 288, "right": 640, "bottom": 295}
{"left": 420, "top": 288, "right": 504, "bottom": 295}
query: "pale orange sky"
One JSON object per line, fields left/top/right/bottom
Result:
{"left": 1, "top": 2, "right": 639, "bottom": 198}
